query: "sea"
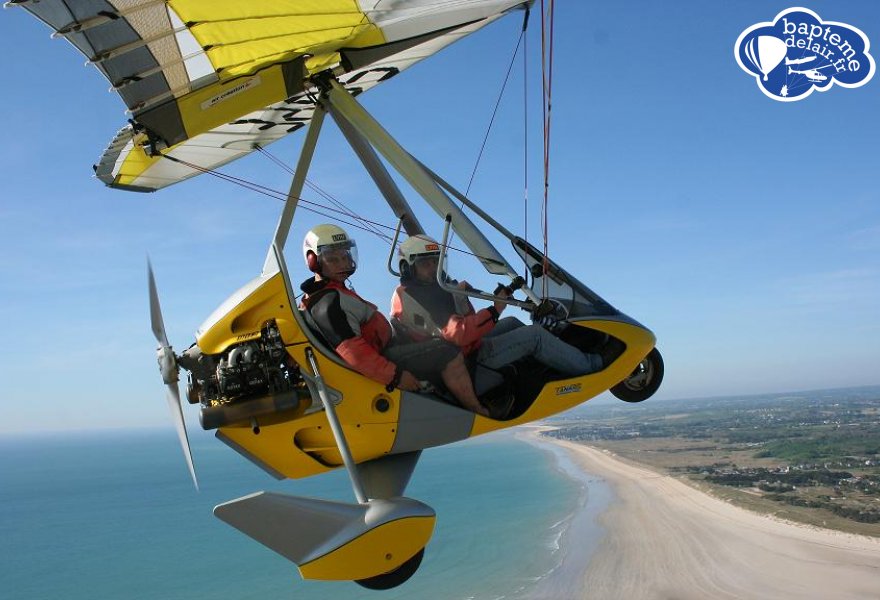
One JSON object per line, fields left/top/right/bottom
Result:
{"left": 0, "top": 428, "right": 609, "bottom": 600}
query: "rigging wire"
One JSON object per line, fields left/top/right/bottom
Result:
{"left": 162, "top": 153, "right": 393, "bottom": 239}
{"left": 445, "top": 8, "right": 528, "bottom": 261}
{"left": 159, "top": 153, "right": 499, "bottom": 265}
{"left": 539, "top": 0, "right": 556, "bottom": 296}
{"left": 464, "top": 14, "right": 529, "bottom": 196}
{"left": 255, "top": 145, "right": 390, "bottom": 242}
{"left": 522, "top": 7, "right": 530, "bottom": 281}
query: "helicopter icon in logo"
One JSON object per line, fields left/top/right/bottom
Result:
{"left": 787, "top": 61, "right": 833, "bottom": 83}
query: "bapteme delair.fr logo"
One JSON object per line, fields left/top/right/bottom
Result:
{"left": 735, "top": 7, "right": 874, "bottom": 101}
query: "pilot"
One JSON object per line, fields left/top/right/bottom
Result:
{"left": 390, "top": 235, "right": 604, "bottom": 394}
{"left": 300, "top": 224, "right": 490, "bottom": 416}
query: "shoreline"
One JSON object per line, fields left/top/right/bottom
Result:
{"left": 516, "top": 431, "right": 614, "bottom": 600}
{"left": 523, "top": 428, "right": 880, "bottom": 600}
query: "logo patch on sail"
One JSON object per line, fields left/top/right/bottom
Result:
{"left": 201, "top": 77, "right": 262, "bottom": 111}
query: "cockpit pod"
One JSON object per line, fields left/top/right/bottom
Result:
{"left": 182, "top": 235, "right": 661, "bottom": 477}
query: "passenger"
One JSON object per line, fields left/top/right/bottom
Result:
{"left": 300, "top": 224, "right": 490, "bottom": 416}
{"left": 390, "top": 235, "right": 603, "bottom": 394}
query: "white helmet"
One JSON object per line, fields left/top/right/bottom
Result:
{"left": 399, "top": 235, "right": 441, "bottom": 267}
{"left": 303, "top": 224, "right": 358, "bottom": 275}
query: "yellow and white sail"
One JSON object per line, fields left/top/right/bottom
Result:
{"left": 13, "top": 0, "right": 528, "bottom": 191}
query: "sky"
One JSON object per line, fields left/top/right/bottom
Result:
{"left": 1, "top": 1, "right": 878, "bottom": 434}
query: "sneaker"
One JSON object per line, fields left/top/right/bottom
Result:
{"left": 599, "top": 337, "right": 626, "bottom": 369}
{"left": 485, "top": 392, "right": 516, "bottom": 420}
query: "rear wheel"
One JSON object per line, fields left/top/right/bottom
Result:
{"left": 355, "top": 548, "right": 425, "bottom": 590}
{"left": 610, "top": 348, "right": 664, "bottom": 403}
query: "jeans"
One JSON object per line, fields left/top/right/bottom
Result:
{"left": 474, "top": 317, "right": 601, "bottom": 393}
{"left": 383, "top": 337, "right": 459, "bottom": 383}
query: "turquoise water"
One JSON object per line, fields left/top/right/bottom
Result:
{"left": 0, "top": 429, "right": 592, "bottom": 599}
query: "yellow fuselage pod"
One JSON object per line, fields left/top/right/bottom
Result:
{"left": 197, "top": 274, "right": 655, "bottom": 480}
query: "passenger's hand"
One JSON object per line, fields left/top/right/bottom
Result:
{"left": 397, "top": 370, "right": 421, "bottom": 391}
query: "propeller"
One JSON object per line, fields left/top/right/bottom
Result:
{"left": 148, "top": 259, "right": 199, "bottom": 491}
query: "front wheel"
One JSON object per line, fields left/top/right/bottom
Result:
{"left": 610, "top": 347, "right": 664, "bottom": 403}
{"left": 355, "top": 548, "right": 425, "bottom": 590}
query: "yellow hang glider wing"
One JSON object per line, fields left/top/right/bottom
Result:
{"left": 13, "top": 0, "right": 529, "bottom": 192}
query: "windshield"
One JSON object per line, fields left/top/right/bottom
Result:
{"left": 511, "top": 238, "right": 618, "bottom": 318}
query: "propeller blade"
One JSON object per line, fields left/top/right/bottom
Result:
{"left": 166, "top": 382, "right": 199, "bottom": 491}
{"left": 148, "top": 258, "right": 169, "bottom": 348}
{"left": 148, "top": 259, "right": 198, "bottom": 491}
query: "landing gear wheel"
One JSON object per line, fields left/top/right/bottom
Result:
{"left": 355, "top": 548, "right": 425, "bottom": 590}
{"left": 611, "top": 348, "right": 664, "bottom": 403}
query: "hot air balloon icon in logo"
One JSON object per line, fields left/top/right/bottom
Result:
{"left": 743, "top": 36, "right": 787, "bottom": 81}
{"left": 735, "top": 7, "right": 875, "bottom": 102}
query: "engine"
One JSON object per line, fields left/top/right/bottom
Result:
{"left": 185, "top": 320, "right": 300, "bottom": 407}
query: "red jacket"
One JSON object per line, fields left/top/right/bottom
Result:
{"left": 390, "top": 280, "right": 498, "bottom": 356}
{"left": 301, "top": 278, "right": 397, "bottom": 385}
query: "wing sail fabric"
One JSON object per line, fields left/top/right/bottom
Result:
{"left": 13, "top": 0, "right": 529, "bottom": 192}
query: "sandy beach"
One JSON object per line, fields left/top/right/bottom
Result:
{"left": 532, "top": 433, "right": 880, "bottom": 600}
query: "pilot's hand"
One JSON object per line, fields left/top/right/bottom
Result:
{"left": 493, "top": 285, "right": 511, "bottom": 313}
{"left": 397, "top": 370, "right": 421, "bottom": 391}
{"left": 457, "top": 280, "right": 472, "bottom": 291}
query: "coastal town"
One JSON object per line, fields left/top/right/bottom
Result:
{"left": 545, "top": 387, "right": 880, "bottom": 534}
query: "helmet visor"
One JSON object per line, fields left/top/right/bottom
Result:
{"left": 318, "top": 240, "right": 358, "bottom": 271}
{"left": 412, "top": 252, "right": 440, "bottom": 267}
